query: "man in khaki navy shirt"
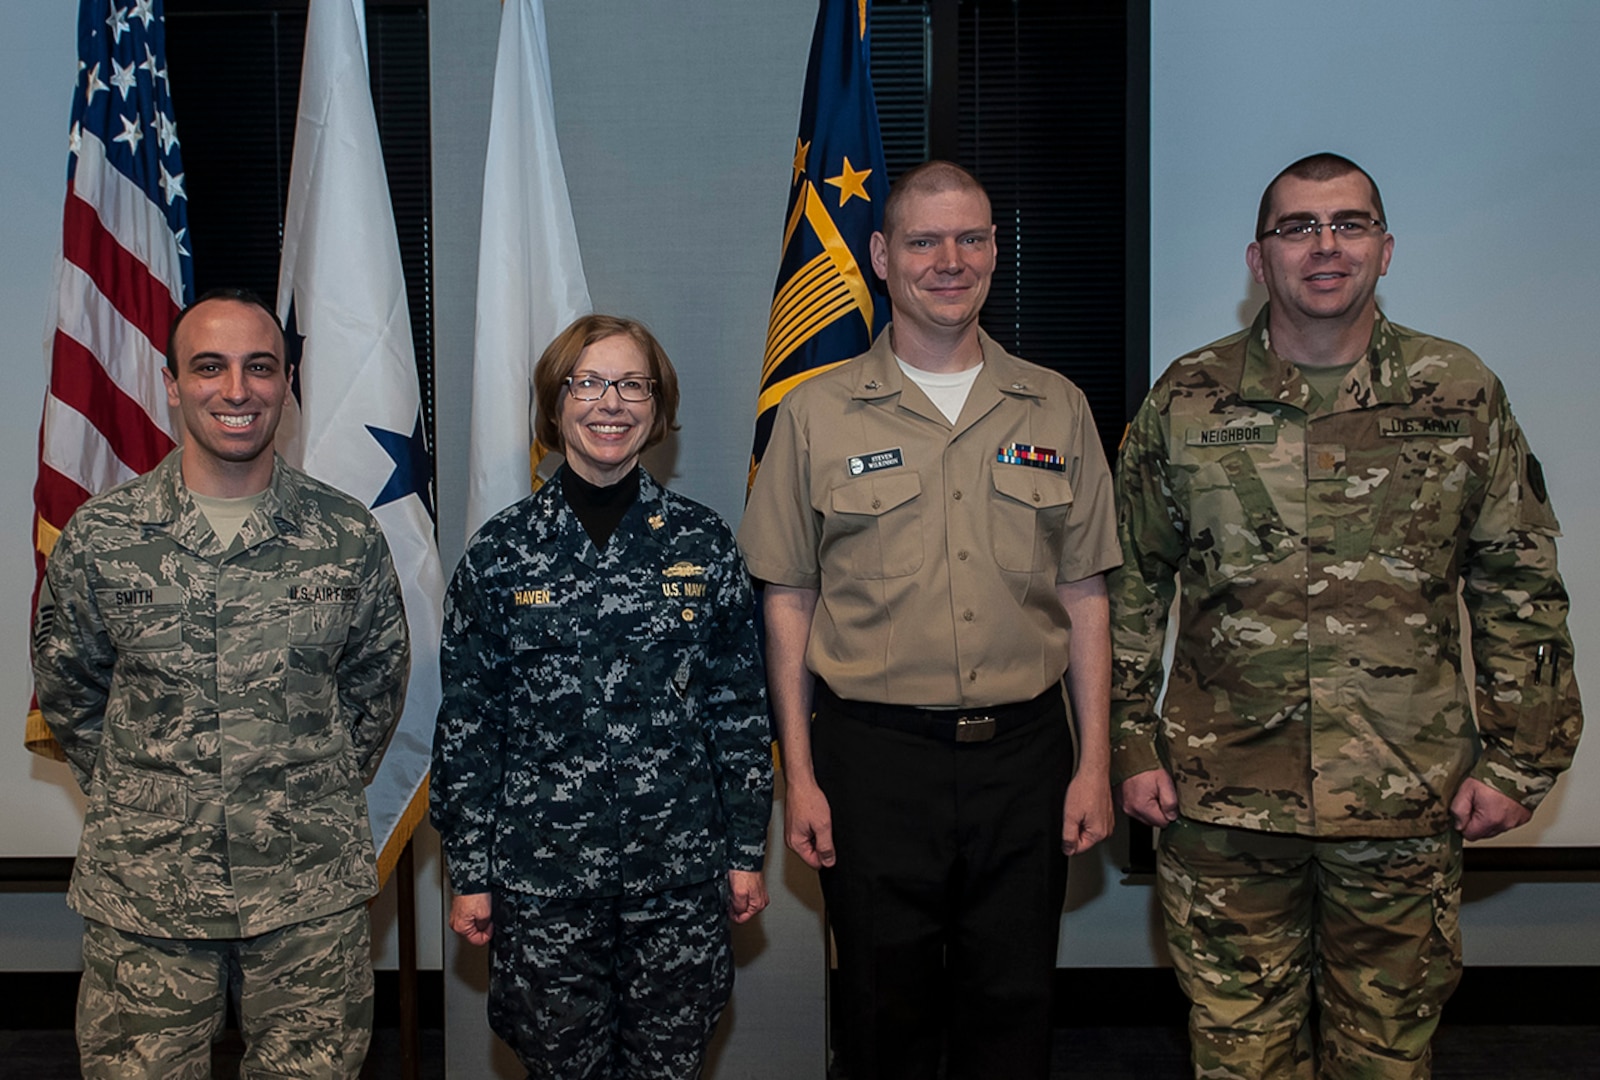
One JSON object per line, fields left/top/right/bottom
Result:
{"left": 740, "top": 161, "right": 1121, "bottom": 1080}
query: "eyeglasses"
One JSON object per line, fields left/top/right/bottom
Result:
{"left": 1258, "top": 218, "right": 1386, "bottom": 243}
{"left": 564, "top": 375, "right": 656, "bottom": 402}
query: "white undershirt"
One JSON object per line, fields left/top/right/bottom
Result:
{"left": 897, "top": 357, "right": 984, "bottom": 424}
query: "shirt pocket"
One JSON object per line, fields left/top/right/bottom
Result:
{"left": 505, "top": 605, "right": 582, "bottom": 729}
{"left": 1181, "top": 449, "right": 1297, "bottom": 590}
{"left": 283, "top": 580, "right": 361, "bottom": 730}
{"left": 1370, "top": 438, "right": 1474, "bottom": 579}
{"left": 105, "top": 769, "right": 192, "bottom": 821}
{"left": 598, "top": 592, "right": 714, "bottom": 717}
{"left": 290, "top": 601, "right": 356, "bottom": 647}
{"left": 990, "top": 465, "right": 1075, "bottom": 573}
{"left": 827, "top": 470, "right": 924, "bottom": 579}
{"left": 95, "top": 587, "right": 185, "bottom": 652}
{"left": 508, "top": 604, "right": 577, "bottom": 654}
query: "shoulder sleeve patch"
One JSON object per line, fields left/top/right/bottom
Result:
{"left": 1526, "top": 452, "right": 1549, "bottom": 504}
{"left": 1519, "top": 451, "right": 1562, "bottom": 534}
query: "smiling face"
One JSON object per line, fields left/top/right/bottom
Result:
{"left": 162, "top": 297, "right": 289, "bottom": 496}
{"left": 558, "top": 333, "right": 657, "bottom": 487}
{"left": 870, "top": 185, "right": 997, "bottom": 346}
{"left": 1246, "top": 170, "right": 1393, "bottom": 333}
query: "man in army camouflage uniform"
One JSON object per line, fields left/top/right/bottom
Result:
{"left": 32, "top": 289, "right": 410, "bottom": 1079}
{"left": 1109, "top": 153, "right": 1584, "bottom": 1079}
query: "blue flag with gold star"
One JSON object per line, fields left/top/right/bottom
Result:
{"left": 749, "top": 0, "right": 888, "bottom": 487}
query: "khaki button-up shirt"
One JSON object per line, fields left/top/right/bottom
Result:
{"left": 740, "top": 328, "right": 1120, "bottom": 708}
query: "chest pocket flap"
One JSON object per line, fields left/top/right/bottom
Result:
{"left": 95, "top": 586, "right": 185, "bottom": 651}
{"left": 991, "top": 464, "right": 1074, "bottom": 510}
{"left": 831, "top": 470, "right": 922, "bottom": 516}
{"left": 828, "top": 470, "right": 924, "bottom": 579}
{"left": 990, "top": 466, "right": 1076, "bottom": 573}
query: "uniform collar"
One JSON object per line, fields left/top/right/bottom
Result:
{"left": 848, "top": 326, "right": 1048, "bottom": 439}
{"left": 1238, "top": 304, "right": 1412, "bottom": 411}
{"left": 547, "top": 464, "right": 673, "bottom": 565}
{"left": 138, "top": 448, "right": 303, "bottom": 556}
{"left": 632, "top": 467, "right": 671, "bottom": 540}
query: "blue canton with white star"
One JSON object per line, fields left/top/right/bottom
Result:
{"left": 74, "top": 0, "right": 193, "bottom": 299}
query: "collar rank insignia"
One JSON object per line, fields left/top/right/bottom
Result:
{"left": 647, "top": 513, "right": 665, "bottom": 530}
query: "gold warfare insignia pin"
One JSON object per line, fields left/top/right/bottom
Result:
{"left": 663, "top": 561, "right": 705, "bottom": 578}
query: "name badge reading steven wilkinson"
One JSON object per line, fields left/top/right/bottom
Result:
{"left": 847, "top": 448, "right": 904, "bottom": 476}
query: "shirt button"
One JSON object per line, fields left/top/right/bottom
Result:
{"left": 953, "top": 490, "right": 963, "bottom": 500}
{"left": 957, "top": 550, "right": 969, "bottom": 561}
{"left": 967, "top": 670, "right": 978, "bottom": 682}
{"left": 871, "top": 498, "right": 881, "bottom": 509}
{"left": 1032, "top": 492, "right": 1041, "bottom": 503}
{"left": 963, "top": 609, "right": 975, "bottom": 621}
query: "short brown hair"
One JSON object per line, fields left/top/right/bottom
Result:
{"left": 166, "top": 287, "right": 287, "bottom": 373}
{"left": 882, "top": 160, "right": 990, "bottom": 238}
{"left": 1256, "top": 153, "right": 1387, "bottom": 239}
{"left": 533, "top": 314, "right": 680, "bottom": 454}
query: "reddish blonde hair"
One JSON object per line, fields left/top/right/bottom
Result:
{"left": 533, "top": 314, "right": 680, "bottom": 453}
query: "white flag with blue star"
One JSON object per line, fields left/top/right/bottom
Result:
{"left": 275, "top": 0, "right": 444, "bottom": 885}
{"left": 466, "top": 0, "right": 590, "bottom": 536}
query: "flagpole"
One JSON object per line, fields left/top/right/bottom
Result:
{"left": 396, "top": 838, "right": 419, "bottom": 1080}
{"left": 274, "top": 1, "right": 446, "bottom": 1068}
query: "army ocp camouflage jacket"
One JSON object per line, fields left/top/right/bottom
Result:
{"left": 430, "top": 467, "right": 771, "bottom": 899}
{"left": 33, "top": 450, "right": 410, "bottom": 937}
{"left": 1110, "top": 307, "right": 1582, "bottom": 838}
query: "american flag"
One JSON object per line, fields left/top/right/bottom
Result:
{"left": 27, "top": 0, "right": 193, "bottom": 756}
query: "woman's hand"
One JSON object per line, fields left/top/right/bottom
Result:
{"left": 450, "top": 892, "right": 495, "bottom": 945}
{"left": 727, "top": 870, "right": 769, "bottom": 924}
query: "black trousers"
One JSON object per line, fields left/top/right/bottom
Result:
{"left": 811, "top": 687, "right": 1073, "bottom": 1080}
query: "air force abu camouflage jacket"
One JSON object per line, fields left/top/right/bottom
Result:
{"left": 33, "top": 451, "right": 410, "bottom": 937}
{"left": 1110, "top": 308, "right": 1582, "bottom": 838}
{"left": 430, "top": 467, "right": 771, "bottom": 899}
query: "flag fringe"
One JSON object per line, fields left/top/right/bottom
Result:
{"left": 375, "top": 773, "right": 430, "bottom": 889}
{"left": 25, "top": 709, "right": 67, "bottom": 762}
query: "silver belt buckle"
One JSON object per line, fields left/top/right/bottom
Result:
{"left": 954, "top": 715, "right": 997, "bottom": 743}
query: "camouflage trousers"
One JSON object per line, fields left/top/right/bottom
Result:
{"left": 77, "top": 904, "right": 373, "bottom": 1080}
{"left": 489, "top": 878, "right": 733, "bottom": 1079}
{"left": 1157, "top": 819, "right": 1463, "bottom": 1080}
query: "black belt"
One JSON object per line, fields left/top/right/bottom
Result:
{"left": 815, "top": 682, "right": 1060, "bottom": 743}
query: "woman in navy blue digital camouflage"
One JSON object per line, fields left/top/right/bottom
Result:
{"left": 431, "top": 314, "right": 773, "bottom": 1078}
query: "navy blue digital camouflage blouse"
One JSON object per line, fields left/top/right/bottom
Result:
{"left": 431, "top": 467, "right": 771, "bottom": 898}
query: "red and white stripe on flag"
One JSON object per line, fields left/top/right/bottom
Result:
{"left": 29, "top": 0, "right": 193, "bottom": 756}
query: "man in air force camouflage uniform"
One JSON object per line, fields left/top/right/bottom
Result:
{"left": 1110, "top": 154, "right": 1583, "bottom": 1080}
{"left": 32, "top": 290, "right": 410, "bottom": 1079}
